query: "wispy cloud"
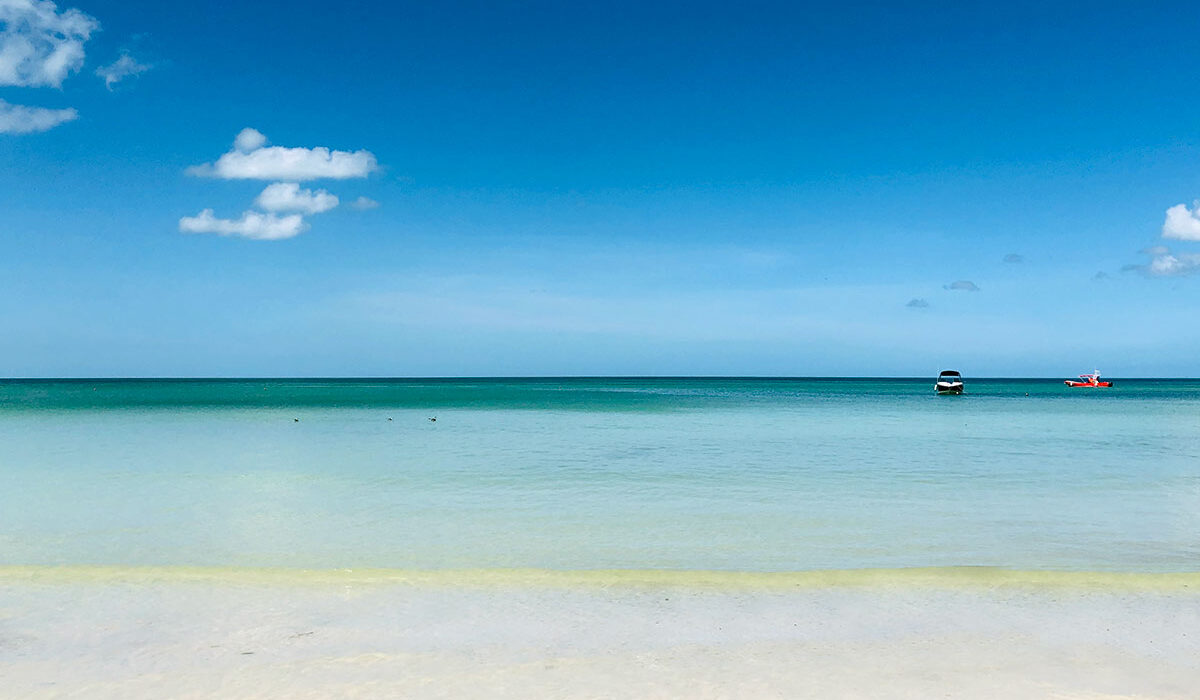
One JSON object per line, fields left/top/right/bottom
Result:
{"left": 1124, "top": 247, "right": 1200, "bottom": 277}
{"left": 943, "top": 280, "right": 980, "bottom": 292}
{"left": 95, "top": 51, "right": 150, "bottom": 90}
{"left": 0, "top": 97, "right": 75, "bottom": 133}
{"left": 0, "top": 0, "right": 98, "bottom": 88}
{"left": 350, "top": 196, "right": 380, "bottom": 210}
{"left": 0, "top": 0, "right": 96, "bottom": 135}
{"left": 1122, "top": 201, "right": 1200, "bottom": 276}
{"left": 1092, "top": 271, "right": 1110, "bottom": 281}
{"left": 179, "top": 209, "right": 308, "bottom": 241}
{"left": 1163, "top": 202, "right": 1200, "bottom": 241}
{"left": 905, "top": 298, "right": 929, "bottom": 308}
{"left": 343, "top": 281, "right": 915, "bottom": 344}
{"left": 1120, "top": 239, "right": 1200, "bottom": 277}
{"left": 255, "top": 182, "right": 339, "bottom": 214}
{"left": 1002, "top": 253, "right": 1024, "bottom": 264}
{"left": 188, "top": 128, "right": 379, "bottom": 180}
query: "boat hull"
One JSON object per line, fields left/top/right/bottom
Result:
{"left": 1064, "top": 381, "right": 1112, "bottom": 387}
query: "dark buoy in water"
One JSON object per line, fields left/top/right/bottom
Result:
{"left": 429, "top": 417, "right": 437, "bottom": 422}
{"left": 387, "top": 417, "right": 393, "bottom": 422}
{"left": 293, "top": 418, "right": 299, "bottom": 422}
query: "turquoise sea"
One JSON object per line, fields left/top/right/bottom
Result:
{"left": 2, "top": 378, "right": 1198, "bottom": 573}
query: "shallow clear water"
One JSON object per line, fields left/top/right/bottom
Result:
{"left": 2, "top": 378, "right": 1198, "bottom": 572}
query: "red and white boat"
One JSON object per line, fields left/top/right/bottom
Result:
{"left": 1064, "top": 371, "right": 1112, "bottom": 388}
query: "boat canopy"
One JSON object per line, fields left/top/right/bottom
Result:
{"left": 938, "top": 370, "right": 962, "bottom": 377}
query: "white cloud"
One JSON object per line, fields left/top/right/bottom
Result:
{"left": 1124, "top": 246, "right": 1200, "bottom": 277}
{"left": 1163, "top": 202, "right": 1200, "bottom": 241}
{"left": 181, "top": 130, "right": 379, "bottom": 240}
{"left": 350, "top": 196, "right": 380, "bottom": 210}
{"left": 189, "top": 129, "right": 379, "bottom": 180}
{"left": 179, "top": 209, "right": 308, "bottom": 241}
{"left": 0, "top": 0, "right": 98, "bottom": 88}
{"left": 255, "top": 182, "right": 339, "bottom": 214}
{"left": 234, "top": 127, "right": 266, "bottom": 152}
{"left": 1147, "top": 252, "right": 1200, "bottom": 277}
{"left": 943, "top": 280, "right": 980, "bottom": 292}
{"left": 0, "top": 97, "right": 75, "bottom": 132}
{"left": 95, "top": 51, "right": 150, "bottom": 90}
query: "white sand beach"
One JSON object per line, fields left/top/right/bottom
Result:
{"left": 2, "top": 568, "right": 1198, "bottom": 699}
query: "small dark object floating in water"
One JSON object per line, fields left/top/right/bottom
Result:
{"left": 429, "top": 417, "right": 437, "bottom": 422}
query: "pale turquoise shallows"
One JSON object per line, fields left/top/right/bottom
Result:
{"left": 2, "top": 378, "right": 1198, "bottom": 572}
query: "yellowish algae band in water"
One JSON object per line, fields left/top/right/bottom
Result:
{"left": 3, "top": 565, "right": 1199, "bottom": 591}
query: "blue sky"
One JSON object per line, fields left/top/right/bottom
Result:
{"left": 2, "top": 0, "right": 1200, "bottom": 377}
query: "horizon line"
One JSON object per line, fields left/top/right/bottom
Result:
{"left": 2, "top": 375, "right": 1196, "bottom": 382}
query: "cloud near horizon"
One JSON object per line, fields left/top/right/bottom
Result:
{"left": 1003, "top": 253, "right": 1024, "bottom": 264}
{"left": 944, "top": 280, "right": 980, "bottom": 292}
{"left": 1124, "top": 246, "right": 1200, "bottom": 277}
{"left": 179, "top": 209, "right": 308, "bottom": 241}
{"left": 905, "top": 298, "right": 929, "bottom": 308}
{"left": 0, "top": 97, "right": 75, "bottom": 132}
{"left": 1126, "top": 201, "right": 1200, "bottom": 275}
{"left": 188, "top": 128, "right": 379, "bottom": 180}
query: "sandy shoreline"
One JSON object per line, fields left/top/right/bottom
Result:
{"left": 3, "top": 567, "right": 1198, "bottom": 699}
{"left": 6, "top": 565, "right": 1200, "bottom": 588}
